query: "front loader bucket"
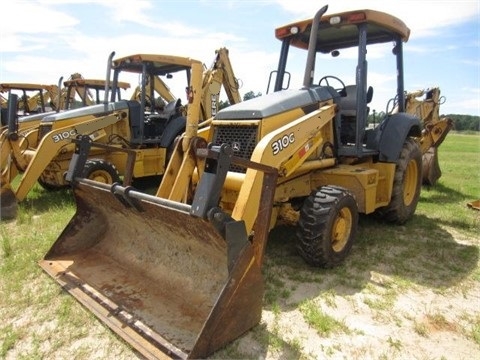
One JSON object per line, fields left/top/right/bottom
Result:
{"left": 467, "top": 200, "right": 480, "bottom": 211}
{"left": 39, "top": 171, "right": 276, "bottom": 359}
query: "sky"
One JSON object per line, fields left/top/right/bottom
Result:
{"left": 1, "top": 0, "right": 479, "bottom": 116}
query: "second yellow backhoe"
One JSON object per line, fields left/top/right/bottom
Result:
{"left": 0, "top": 48, "right": 241, "bottom": 220}
{"left": 1, "top": 71, "right": 131, "bottom": 135}
{"left": 0, "top": 82, "right": 60, "bottom": 127}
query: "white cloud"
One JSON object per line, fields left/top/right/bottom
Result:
{"left": 1, "top": 2, "right": 78, "bottom": 36}
{"left": 1, "top": 0, "right": 478, "bottom": 115}
{"left": 448, "top": 98, "right": 480, "bottom": 114}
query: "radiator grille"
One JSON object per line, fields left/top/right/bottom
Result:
{"left": 211, "top": 125, "right": 258, "bottom": 173}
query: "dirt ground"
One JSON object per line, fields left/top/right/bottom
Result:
{"left": 2, "top": 219, "right": 479, "bottom": 360}
{"left": 225, "top": 233, "right": 480, "bottom": 360}
{"left": 244, "top": 280, "right": 480, "bottom": 360}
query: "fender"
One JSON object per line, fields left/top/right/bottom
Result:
{"left": 367, "top": 113, "right": 422, "bottom": 162}
{"left": 160, "top": 116, "right": 186, "bottom": 148}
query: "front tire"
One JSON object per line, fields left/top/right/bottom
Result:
{"left": 82, "top": 159, "right": 121, "bottom": 184}
{"left": 38, "top": 178, "right": 67, "bottom": 191}
{"left": 376, "top": 138, "right": 422, "bottom": 224}
{"left": 296, "top": 186, "right": 358, "bottom": 268}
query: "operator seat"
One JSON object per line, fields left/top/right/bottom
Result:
{"left": 338, "top": 85, "right": 373, "bottom": 144}
{"left": 338, "top": 85, "right": 374, "bottom": 118}
{"left": 338, "top": 85, "right": 358, "bottom": 117}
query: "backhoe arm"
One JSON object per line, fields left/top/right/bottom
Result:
{"left": 405, "top": 87, "right": 453, "bottom": 185}
{"left": 214, "top": 48, "right": 242, "bottom": 105}
{"left": 405, "top": 87, "right": 453, "bottom": 152}
{"left": 131, "top": 76, "right": 176, "bottom": 103}
{"left": 200, "top": 48, "right": 241, "bottom": 119}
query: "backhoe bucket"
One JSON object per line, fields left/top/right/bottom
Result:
{"left": 422, "top": 146, "right": 442, "bottom": 186}
{"left": 0, "top": 187, "right": 18, "bottom": 220}
{"left": 421, "top": 117, "right": 453, "bottom": 186}
{"left": 39, "top": 167, "right": 277, "bottom": 358}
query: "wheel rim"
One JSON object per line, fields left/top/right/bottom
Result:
{"left": 88, "top": 170, "right": 114, "bottom": 183}
{"left": 332, "top": 207, "right": 353, "bottom": 252}
{"left": 403, "top": 159, "right": 418, "bottom": 206}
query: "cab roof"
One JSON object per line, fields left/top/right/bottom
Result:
{"left": 63, "top": 78, "right": 130, "bottom": 90}
{"left": 275, "top": 9, "right": 410, "bottom": 53}
{"left": 112, "top": 54, "right": 202, "bottom": 76}
{"left": 0, "top": 83, "right": 56, "bottom": 92}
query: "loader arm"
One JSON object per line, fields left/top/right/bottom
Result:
{"left": 1, "top": 122, "right": 41, "bottom": 187}
{"left": 8, "top": 113, "right": 122, "bottom": 202}
{"left": 156, "top": 61, "right": 205, "bottom": 200}
{"left": 232, "top": 104, "right": 336, "bottom": 233}
{"left": 0, "top": 129, "right": 14, "bottom": 170}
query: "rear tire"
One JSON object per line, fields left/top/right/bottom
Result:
{"left": 82, "top": 159, "right": 121, "bottom": 184}
{"left": 296, "top": 186, "right": 358, "bottom": 268}
{"left": 376, "top": 138, "right": 422, "bottom": 224}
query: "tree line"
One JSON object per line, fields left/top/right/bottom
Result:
{"left": 369, "top": 112, "right": 480, "bottom": 131}
{"left": 443, "top": 114, "right": 480, "bottom": 132}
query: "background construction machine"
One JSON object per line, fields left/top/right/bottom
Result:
{"left": 0, "top": 82, "right": 60, "bottom": 125}
{"left": 0, "top": 48, "right": 241, "bottom": 220}
{"left": 1, "top": 72, "right": 131, "bottom": 134}
{"left": 0, "top": 70, "right": 131, "bottom": 206}
{"left": 61, "top": 73, "right": 131, "bottom": 109}
{"left": 40, "top": 5, "right": 451, "bottom": 359}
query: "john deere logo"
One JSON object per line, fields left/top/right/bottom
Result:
{"left": 232, "top": 142, "right": 241, "bottom": 152}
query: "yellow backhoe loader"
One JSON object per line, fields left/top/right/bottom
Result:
{"left": 0, "top": 72, "right": 109, "bottom": 122}
{"left": 39, "top": 6, "right": 448, "bottom": 359}
{"left": 0, "top": 71, "right": 131, "bottom": 162}
{"left": 1, "top": 72, "right": 131, "bottom": 135}
{"left": 61, "top": 74, "right": 131, "bottom": 109}
{"left": 0, "top": 48, "right": 240, "bottom": 220}
{"left": 0, "top": 82, "right": 59, "bottom": 125}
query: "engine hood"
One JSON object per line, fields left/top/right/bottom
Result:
{"left": 41, "top": 100, "right": 130, "bottom": 123}
{"left": 215, "top": 86, "right": 337, "bottom": 121}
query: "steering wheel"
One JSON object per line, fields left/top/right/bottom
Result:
{"left": 318, "top": 75, "right": 346, "bottom": 93}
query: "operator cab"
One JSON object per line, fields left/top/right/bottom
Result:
{"left": 272, "top": 7, "right": 411, "bottom": 158}
{"left": 110, "top": 54, "right": 191, "bottom": 145}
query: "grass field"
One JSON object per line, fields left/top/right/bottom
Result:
{"left": 1, "top": 132, "right": 479, "bottom": 359}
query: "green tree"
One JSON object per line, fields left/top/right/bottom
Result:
{"left": 444, "top": 114, "right": 480, "bottom": 131}
{"left": 218, "top": 90, "right": 263, "bottom": 110}
{"left": 243, "top": 91, "right": 262, "bottom": 101}
{"left": 218, "top": 100, "right": 231, "bottom": 110}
